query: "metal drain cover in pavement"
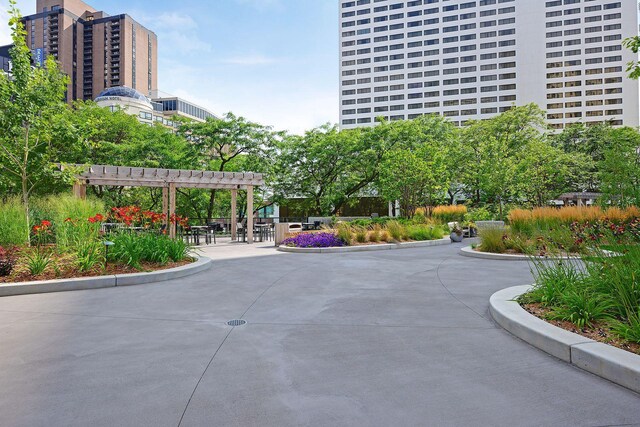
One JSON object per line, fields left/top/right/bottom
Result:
{"left": 227, "top": 319, "right": 247, "bottom": 327}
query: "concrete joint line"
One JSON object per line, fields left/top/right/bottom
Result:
{"left": 490, "top": 285, "right": 640, "bottom": 395}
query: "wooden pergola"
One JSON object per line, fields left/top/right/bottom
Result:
{"left": 65, "top": 165, "right": 265, "bottom": 243}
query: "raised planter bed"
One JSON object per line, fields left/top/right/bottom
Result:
{"left": 459, "top": 246, "right": 616, "bottom": 261}
{"left": 0, "top": 256, "right": 212, "bottom": 297}
{"left": 490, "top": 285, "right": 640, "bottom": 394}
{"left": 277, "top": 237, "right": 451, "bottom": 254}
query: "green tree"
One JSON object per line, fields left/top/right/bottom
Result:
{"left": 272, "top": 125, "right": 349, "bottom": 215}
{"left": 377, "top": 116, "right": 453, "bottom": 217}
{"left": 515, "top": 140, "right": 582, "bottom": 207}
{"left": 460, "top": 104, "right": 546, "bottom": 217}
{"left": 0, "top": 1, "right": 69, "bottom": 243}
{"left": 599, "top": 127, "right": 640, "bottom": 207}
{"left": 178, "top": 112, "right": 277, "bottom": 219}
{"left": 623, "top": 36, "right": 640, "bottom": 80}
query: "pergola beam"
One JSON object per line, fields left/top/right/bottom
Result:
{"left": 65, "top": 164, "right": 265, "bottom": 244}
{"left": 69, "top": 165, "right": 265, "bottom": 188}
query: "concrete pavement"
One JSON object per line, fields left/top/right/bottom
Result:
{"left": 0, "top": 242, "right": 638, "bottom": 426}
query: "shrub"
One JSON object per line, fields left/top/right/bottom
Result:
{"left": 379, "top": 230, "right": 391, "bottom": 242}
{"left": 465, "top": 207, "right": 493, "bottom": 223}
{"left": 478, "top": 227, "right": 506, "bottom": 253}
{"left": 432, "top": 205, "right": 468, "bottom": 223}
{"left": 281, "top": 232, "right": 346, "bottom": 248}
{"left": 0, "top": 246, "right": 16, "bottom": 277}
{"left": 0, "top": 197, "right": 28, "bottom": 246}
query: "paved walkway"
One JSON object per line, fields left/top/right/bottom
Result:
{"left": 0, "top": 243, "right": 638, "bottom": 426}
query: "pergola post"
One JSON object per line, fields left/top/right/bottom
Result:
{"left": 72, "top": 182, "right": 86, "bottom": 200}
{"left": 162, "top": 187, "right": 169, "bottom": 228}
{"left": 231, "top": 189, "right": 238, "bottom": 241}
{"left": 246, "top": 185, "right": 254, "bottom": 244}
{"left": 169, "top": 182, "right": 176, "bottom": 239}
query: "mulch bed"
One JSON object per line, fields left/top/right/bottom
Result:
{"left": 522, "top": 303, "right": 640, "bottom": 356}
{"left": 0, "top": 259, "right": 193, "bottom": 284}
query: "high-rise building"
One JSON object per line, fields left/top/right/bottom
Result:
{"left": 23, "top": 0, "right": 158, "bottom": 101}
{"left": 338, "top": 0, "right": 639, "bottom": 130}
{"left": 0, "top": 44, "right": 12, "bottom": 75}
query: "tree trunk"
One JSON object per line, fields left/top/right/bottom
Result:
{"left": 21, "top": 169, "right": 30, "bottom": 246}
{"left": 207, "top": 189, "right": 216, "bottom": 220}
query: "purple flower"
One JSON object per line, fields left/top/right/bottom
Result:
{"left": 281, "top": 232, "right": 346, "bottom": 248}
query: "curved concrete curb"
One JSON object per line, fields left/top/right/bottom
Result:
{"left": 460, "top": 246, "right": 584, "bottom": 261}
{"left": 490, "top": 285, "right": 640, "bottom": 394}
{"left": 0, "top": 257, "right": 213, "bottom": 297}
{"left": 277, "top": 237, "right": 451, "bottom": 254}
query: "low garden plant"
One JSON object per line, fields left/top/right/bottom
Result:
{"left": 477, "top": 206, "right": 640, "bottom": 256}
{"left": 521, "top": 244, "right": 640, "bottom": 349}
{"left": 281, "top": 232, "right": 346, "bottom": 248}
{"left": 0, "top": 195, "right": 193, "bottom": 283}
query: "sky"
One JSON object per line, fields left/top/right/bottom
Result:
{"left": 0, "top": 0, "right": 339, "bottom": 134}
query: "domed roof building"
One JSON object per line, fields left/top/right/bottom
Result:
{"left": 95, "top": 86, "right": 155, "bottom": 124}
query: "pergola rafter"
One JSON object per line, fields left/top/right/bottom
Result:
{"left": 64, "top": 164, "right": 264, "bottom": 242}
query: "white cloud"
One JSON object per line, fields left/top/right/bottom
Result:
{"left": 131, "top": 9, "right": 211, "bottom": 54}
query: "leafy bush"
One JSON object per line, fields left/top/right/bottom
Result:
{"left": 465, "top": 207, "right": 493, "bottom": 223}
{"left": 0, "top": 246, "right": 16, "bottom": 277}
{"left": 281, "top": 232, "right": 346, "bottom": 248}
{"left": 478, "top": 227, "right": 506, "bottom": 253}
{"left": 0, "top": 197, "right": 28, "bottom": 246}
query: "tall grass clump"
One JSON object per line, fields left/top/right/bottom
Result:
{"left": 368, "top": 224, "right": 382, "bottom": 243}
{"left": 386, "top": 220, "right": 407, "bottom": 241}
{"left": 432, "top": 205, "right": 468, "bottom": 223}
{"left": 335, "top": 222, "right": 353, "bottom": 246}
{"left": 0, "top": 197, "right": 28, "bottom": 246}
{"left": 354, "top": 226, "right": 368, "bottom": 244}
{"left": 32, "top": 195, "right": 105, "bottom": 250}
{"left": 406, "top": 224, "right": 444, "bottom": 241}
{"left": 522, "top": 245, "right": 640, "bottom": 344}
{"left": 509, "top": 206, "right": 640, "bottom": 235}
{"left": 478, "top": 227, "right": 506, "bottom": 253}
{"left": 108, "top": 233, "right": 190, "bottom": 269}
